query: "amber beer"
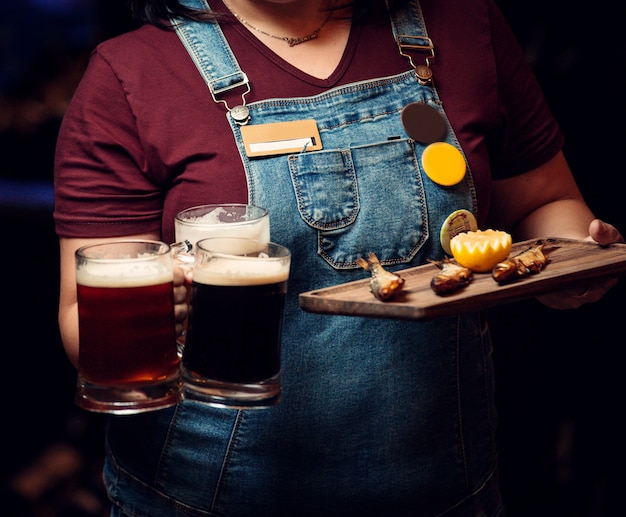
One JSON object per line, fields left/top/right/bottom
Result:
{"left": 75, "top": 240, "right": 182, "bottom": 414}
{"left": 77, "top": 280, "right": 178, "bottom": 384}
{"left": 181, "top": 237, "right": 291, "bottom": 408}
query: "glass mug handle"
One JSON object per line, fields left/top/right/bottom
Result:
{"left": 170, "top": 240, "right": 195, "bottom": 273}
{"left": 169, "top": 240, "right": 195, "bottom": 354}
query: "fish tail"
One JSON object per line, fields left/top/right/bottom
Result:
{"left": 356, "top": 257, "right": 371, "bottom": 271}
{"left": 367, "top": 252, "right": 382, "bottom": 265}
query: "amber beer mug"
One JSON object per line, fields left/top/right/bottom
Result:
{"left": 74, "top": 240, "right": 182, "bottom": 414}
{"left": 182, "top": 237, "right": 291, "bottom": 409}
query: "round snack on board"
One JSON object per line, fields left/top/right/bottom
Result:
{"left": 450, "top": 229, "right": 512, "bottom": 273}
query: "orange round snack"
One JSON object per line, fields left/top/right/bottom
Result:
{"left": 421, "top": 142, "right": 466, "bottom": 186}
{"left": 450, "top": 229, "right": 512, "bottom": 273}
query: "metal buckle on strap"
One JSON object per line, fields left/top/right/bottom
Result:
{"left": 397, "top": 35, "right": 435, "bottom": 85}
{"left": 209, "top": 72, "right": 252, "bottom": 125}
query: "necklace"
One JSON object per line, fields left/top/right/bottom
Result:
{"left": 224, "top": 2, "right": 333, "bottom": 47}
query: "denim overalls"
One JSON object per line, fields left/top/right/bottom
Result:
{"left": 104, "top": 1, "right": 504, "bottom": 515}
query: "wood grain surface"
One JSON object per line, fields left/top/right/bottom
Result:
{"left": 298, "top": 239, "right": 626, "bottom": 320}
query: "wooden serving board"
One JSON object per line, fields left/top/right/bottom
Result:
{"left": 299, "top": 239, "right": 626, "bottom": 320}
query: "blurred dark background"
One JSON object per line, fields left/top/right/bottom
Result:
{"left": 1, "top": 1, "right": 624, "bottom": 515}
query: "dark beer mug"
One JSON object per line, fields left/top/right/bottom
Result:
{"left": 182, "top": 237, "right": 291, "bottom": 409}
{"left": 74, "top": 240, "right": 182, "bottom": 414}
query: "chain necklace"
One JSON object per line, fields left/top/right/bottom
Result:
{"left": 224, "top": 2, "right": 333, "bottom": 47}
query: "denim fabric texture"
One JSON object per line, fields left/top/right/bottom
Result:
{"left": 104, "top": 1, "right": 504, "bottom": 515}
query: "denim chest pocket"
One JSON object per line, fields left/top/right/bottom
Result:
{"left": 289, "top": 138, "right": 428, "bottom": 269}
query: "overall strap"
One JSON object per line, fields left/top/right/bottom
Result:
{"left": 387, "top": 0, "right": 430, "bottom": 40}
{"left": 386, "top": 0, "right": 435, "bottom": 85}
{"left": 172, "top": 0, "right": 251, "bottom": 122}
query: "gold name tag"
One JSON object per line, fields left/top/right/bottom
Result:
{"left": 241, "top": 119, "right": 323, "bottom": 158}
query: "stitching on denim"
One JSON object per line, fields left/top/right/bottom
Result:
{"left": 454, "top": 316, "right": 470, "bottom": 491}
{"left": 211, "top": 410, "right": 245, "bottom": 511}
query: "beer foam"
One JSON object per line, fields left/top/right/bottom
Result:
{"left": 177, "top": 227, "right": 264, "bottom": 248}
{"left": 76, "top": 262, "right": 173, "bottom": 287}
{"left": 187, "top": 206, "right": 228, "bottom": 224}
{"left": 176, "top": 224, "right": 270, "bottom": 249}
{"left": 193, "top": 259, "right": 289, "bottom": 286}
{"left": 175, "top": 208, "right": 270, "bottom": 247}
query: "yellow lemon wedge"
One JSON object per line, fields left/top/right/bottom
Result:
{"left": 450, "top": 229, "right": 512, "bottom": 273}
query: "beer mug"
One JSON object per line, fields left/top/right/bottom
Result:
{"left": 74, "top": 240, "right": 182, "bottom": 414}
{"left": 182, "top": 237, "right": 291, "bottom": 409}
{"left": 173, "top": 204, "right": 270, "bottom": 350}
{"left": 175, "top": 204, "right": 270, "bottom": 250}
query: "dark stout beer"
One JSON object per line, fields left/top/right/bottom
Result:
{"left": 183, "top": 280, "right": 287, "bottom": 383}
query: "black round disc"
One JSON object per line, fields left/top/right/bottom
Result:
{"left": 401, "top": 102, "right": 447, "bottom": 144}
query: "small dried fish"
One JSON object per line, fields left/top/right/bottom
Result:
{"left": 356, "top": 252, "right": 405, "bottom": 301}
{"left": 429, "top": 257, "right": 473, "bottom": 295}
{"left": 492, "top": 238, "right": 557, "bottom": 283}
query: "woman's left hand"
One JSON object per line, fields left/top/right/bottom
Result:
{"left": 537, "top": 219, "right": 624, "bottom": 309}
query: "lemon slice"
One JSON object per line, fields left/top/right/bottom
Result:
{"left": 450, "top": 229, "right": 512, "bottom": 272}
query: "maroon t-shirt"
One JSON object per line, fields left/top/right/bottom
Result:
{"left": 53, "top": 0, "right": 563, "bottom": 243}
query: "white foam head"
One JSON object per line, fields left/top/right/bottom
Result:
{"left": 175, "top": 205, "right": 270, "bottom": 248}
{"left": 193, "top": 258, "right": 289, "bottom": 286}
{"left": 192, "top": 237, "right": 290, "bottom": 286}
{"left": 76, "top": 261, "right": 173, "bottom": 287}
{"left": 75, "top": 241, "right": 173, "bottom": 287}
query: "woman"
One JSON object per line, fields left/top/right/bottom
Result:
{"left": 54, "top": 0, "right": 622, "bottom": 515}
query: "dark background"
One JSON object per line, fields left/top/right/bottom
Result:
{"left": 1, "top": 1, "right": 624, "bottom": 515}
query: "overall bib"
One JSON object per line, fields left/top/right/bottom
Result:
{"left": 105, "top": 1, "right": 504, "bottom": 515}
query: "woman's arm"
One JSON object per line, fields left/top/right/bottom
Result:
{"left": 488, "top": 150, "right": 623, "bottom": 308}
{"left": 488, "top": 150, "right": 595, "bottom": 240}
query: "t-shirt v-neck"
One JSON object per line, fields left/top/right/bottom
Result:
{"left": 212, "top": 0, "right": 362, "bottom": 88}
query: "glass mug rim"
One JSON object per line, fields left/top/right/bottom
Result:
{"left": 175, "top": 203, "right": 269, "bottom": 227}
{"left": 195, "top": 236, "right": 290, "bottom": 260}
{"left": 75, "top": 239, "right": 171, "bottom": 263}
